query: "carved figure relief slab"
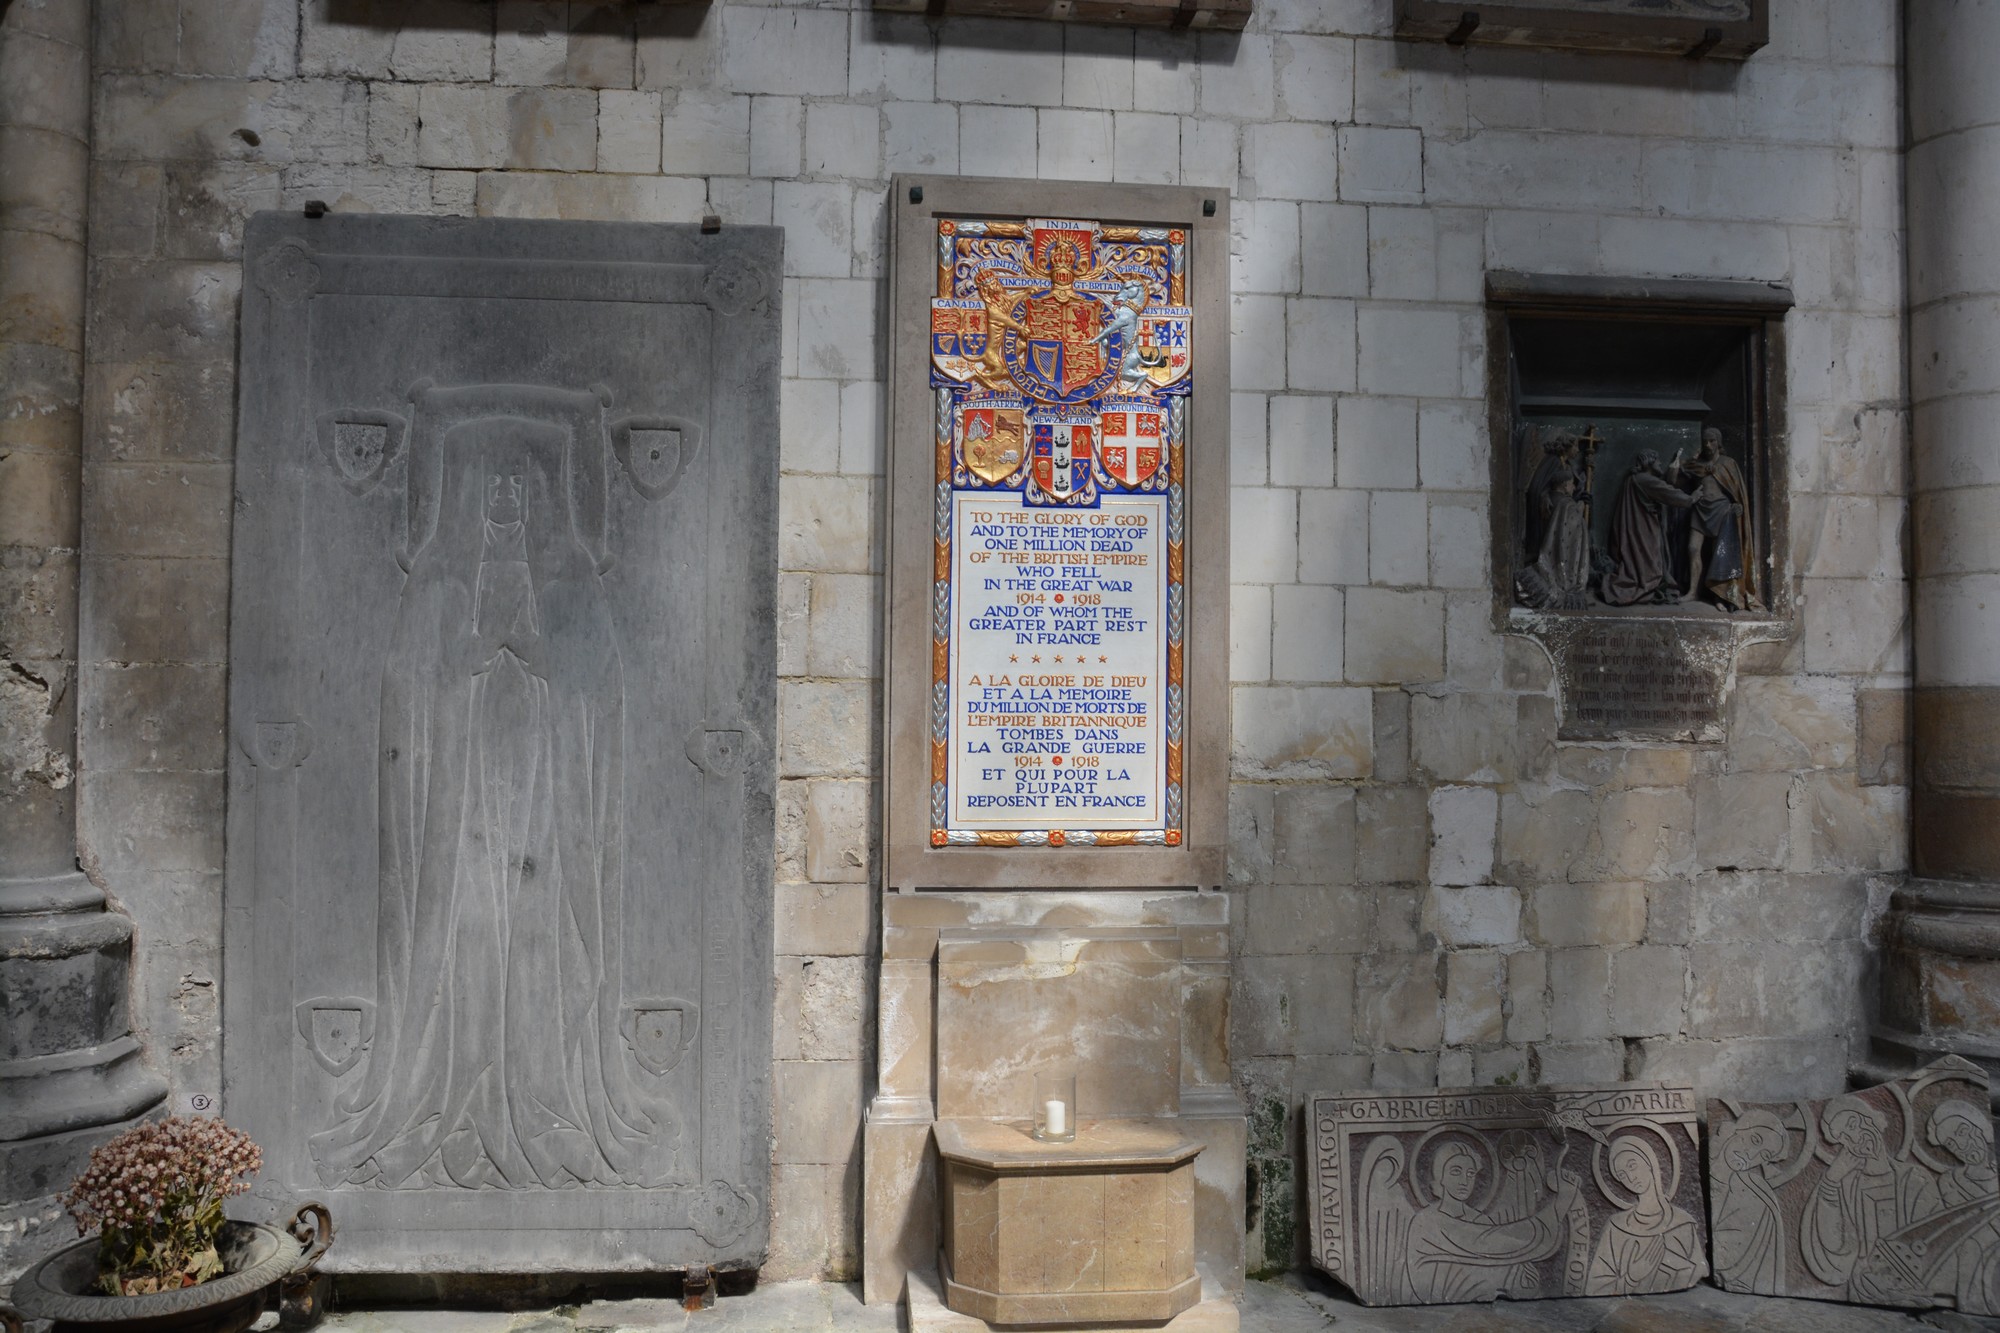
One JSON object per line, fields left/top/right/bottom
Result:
{"left": 1308, "top": 1083, "right": 1707, "bottom": 1306}
{"left": 1708, "top": 1057, "right": 2000, "bottom": 1315}
{"left": 225, "top": 214, "right": 779, "bottom": 1271}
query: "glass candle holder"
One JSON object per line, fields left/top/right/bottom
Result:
{"left": 1032, "top": 1071, "right": 1076, "bottom": 1143}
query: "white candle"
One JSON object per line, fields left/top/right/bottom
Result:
{"left": 1044, "top": 1098, "right": 1069, "bottom": 1137}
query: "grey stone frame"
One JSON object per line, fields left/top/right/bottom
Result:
{"left": 882, "top": 176, "right": 1231, "bottom": 891}
{"left": 1396, "top": 0, "right": 1768, "bottom": 59}
{"left": 1484, "top": 270, "right": 1793, "bottom": 629}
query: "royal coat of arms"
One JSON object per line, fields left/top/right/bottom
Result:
{"left": 931, "top": 217, "right": 1189, "bottom": 504}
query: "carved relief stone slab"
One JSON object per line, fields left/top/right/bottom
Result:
{"left": 225, "top": 214, "right": 780, "bottom": 1271}
{"left": 1708, "top": 1057, "right": 2000, "bottom": 1315}
{"left": 1308, "top": 1083, "right": 1707, "bottom": 1306}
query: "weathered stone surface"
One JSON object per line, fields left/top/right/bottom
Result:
{"left": 1308, "top": 1082, "right": 1708, "bottom": 1306}
{"left": 1857, "top": 686, "right": 1911, "bottom": 786}
{"left": 1708, "top": 1057, "right": 2000, "bottom": 1315}
{"left": 223, "top": 214, "right": 780, "bottom": 1270}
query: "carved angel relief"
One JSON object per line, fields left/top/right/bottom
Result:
{"left": 1310, "top": 1083, "right": 1708, "bottom": 1306}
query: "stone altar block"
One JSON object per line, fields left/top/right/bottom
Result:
{"left": 864, "top": 892, "right": 1242, "bottom": 1307}
{"left": 1708, "top": 1057, "right": 2000, "bottom": 1315}
{"left": 935, "top": 1118, "right": 1200, "bottom": 1326}
{"left": 1308, "top": 1083, "right": 1707, "bottom": 1305}
{"left": 224, "top": 214, "right": 780, "bottom": 1272}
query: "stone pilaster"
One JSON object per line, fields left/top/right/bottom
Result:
{"left": 1, "top": 0, "right": 166, "bottom": 1268}
{"left": 1866, "top": 0, "right": 2000, "bottom": 1095}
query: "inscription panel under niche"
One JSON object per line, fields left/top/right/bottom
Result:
{"left": 1556, "top": 620, "right": 1731, "bottom": 743}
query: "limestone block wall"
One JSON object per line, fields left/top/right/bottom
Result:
{"left": 74, "top": 0, "right": 1905, "bottom": 1282}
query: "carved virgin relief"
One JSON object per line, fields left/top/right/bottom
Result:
{"left": 226, "top": 214, "right": 779, "bottom": 1270}
{"left": 1308, "top": 1083, "right": 1707, "bottom": 1306}
{"left": 1708, "top": 1058, "right": 2000, "bottom": 1315}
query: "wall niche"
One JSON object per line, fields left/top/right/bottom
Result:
{"left": 1486, "top": 272, "right": 1791, "bottom": 742}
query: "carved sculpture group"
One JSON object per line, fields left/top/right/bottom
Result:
{"left": 1312, "top": 1061, "right": 2000, "bottom": 1315}
{"left": 1515, "top": 424, "right": 1765, "bottom": 615}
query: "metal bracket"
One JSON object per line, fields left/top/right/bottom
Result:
{"left": 683, "top": 1263, "right": 714, "bottom": 1312}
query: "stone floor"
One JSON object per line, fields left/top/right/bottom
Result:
{"left": 313, "top": 1275, "right": 2000, "bottom": 1333}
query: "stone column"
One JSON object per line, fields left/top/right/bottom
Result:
{"left": 1869, "top": 0, "right": 2000, "bottom": 1095}
{"left": 0, "top": 0, "right": 165, "bottom": 1252}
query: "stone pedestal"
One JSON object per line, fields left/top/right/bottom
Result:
{"left": 863, "top": 892, "right": 1244, "bottom": 1308}
{"left": 1865, "top": 0, "right": 2000, "bottom": 1100}
{"left": 936, "top": 1118, "right": 1199, "bottom": 1326}
{"left": 1, "top": 0, "right": 166, "bottom": 1268}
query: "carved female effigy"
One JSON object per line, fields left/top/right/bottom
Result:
{"left": 1308, "top": 1083, "right": 1708, "bottom": 1305}
{"left": 1708, "top": 1057, "right": 2000, "bottom": 1315}
{"left": 927, "top": 216, "right": 1192, "bottom": 850}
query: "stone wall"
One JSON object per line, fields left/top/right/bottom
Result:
{"left": 75, "top": 0, "right": 1906, "bottom": 1281}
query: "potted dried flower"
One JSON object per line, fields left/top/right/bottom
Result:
{"left": 3, "top": 1117, "right": 331, "bottom": 1333}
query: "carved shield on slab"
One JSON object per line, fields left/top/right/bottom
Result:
{"left": 1308, "top": 1082, "right": 1708, "bottom": 1306}
{"left": 226, "top": 214, "right": 778, "bottom": 1272}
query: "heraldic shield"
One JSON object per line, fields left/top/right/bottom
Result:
{"left": 1032, "top": 416, "right": 1094, "bottom": 500}
{"left": 958, "top": 400, "right": 1028, "bottom": 484}
{"left": 1097, "top": 403, "right": 1165, "bottom": 488}
{"left": 932, "top": 298, "right": 990, "bottom": 383}
{"left": 1137, "top": 308, "right": 1193, "bottom": 389}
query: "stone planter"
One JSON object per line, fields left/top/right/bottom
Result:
{"left": 4, "top": 1205, "right": 331, "bottom": 1333}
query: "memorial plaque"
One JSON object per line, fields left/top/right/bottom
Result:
{"left": 885, "top": 178, "right": 1229, "bottom": 890}
{"left": 1532, "top": 614, "right": 1770, "bottom": 743}
{"left": 1307, "top": 1083, "right": 1708, "bottom": 1305}
{"left": 1708, "top": 1057, "right": 2000, "bottom": 1315}
{"left": 224, "top": 215, "right": 780, "bottom": 1271}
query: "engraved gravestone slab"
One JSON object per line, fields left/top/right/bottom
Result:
{"left": 224, "top": 214, "right": 780, "bottom": 1271}
{"left": 1708, "top": 1057, "right": 2000, "bottom": 1315}
{"left": 1307, "top": 1083, "right": 1707, "bottom": 1306}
